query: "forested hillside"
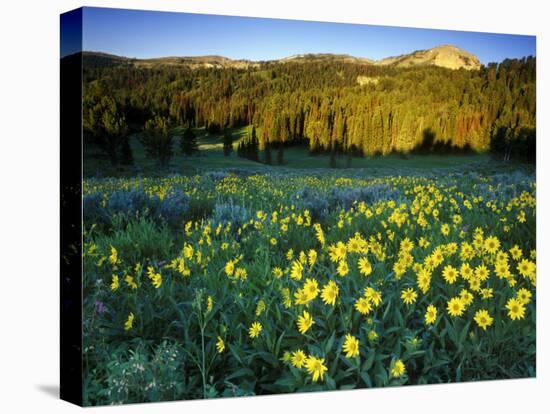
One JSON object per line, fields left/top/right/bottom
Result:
{"left": 82, "top": 52, "right": 535, "bottom": 157}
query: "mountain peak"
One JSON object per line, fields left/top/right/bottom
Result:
{"left": 376, "top": 44, "right": 481, "bottom": 70}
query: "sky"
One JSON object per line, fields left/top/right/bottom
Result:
{"left": 63, "top": 6, "right": 536, "bottom": 64}
{"left": 60, "top": 8, "right": 82, "bottom": 57}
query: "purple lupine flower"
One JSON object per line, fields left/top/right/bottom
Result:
{"left": 95, "top": 300, "right": 105, "bottom": 315}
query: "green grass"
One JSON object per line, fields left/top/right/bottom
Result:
{"left": 84, "top": 125, "right": 529, "bottom": 177}
{"left": 266, "top": 149, "right": 491, "bottom": 169}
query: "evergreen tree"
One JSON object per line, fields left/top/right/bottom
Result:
{"left": 250, "top": 131, "right": 259, "bottom": 161}
{"left": 237, "top": 140, "right": 245, "bottom": 158}
{"left": 264, "top": 141, "right": 272, "bottom": 165}
{"left": 83, "top": 95, "right": 128, "bottom": 166}
{"left": 140, "top": 115, "right": 173, "bottom": 167}
{"left": 119, "top": 136, "right": 134, "bottom": 165}
{"left": 180, "top": 126, "right": 199, "bottom": 156}
{"left": 223, "top": 129, "right": 233, "bottom": 156}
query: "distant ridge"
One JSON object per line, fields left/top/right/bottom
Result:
{"left": 81, "top": 45, "right": 482, "bottom": 70}
{"left": 81, "top": 51, "right": 258, "bottom": 69}
{"left": 279, "top": 53, "right": 374, "bottom": 65}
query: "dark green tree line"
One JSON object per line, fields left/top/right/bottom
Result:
{"left": 83, "top": 55, "right": 536, "bottom": 159}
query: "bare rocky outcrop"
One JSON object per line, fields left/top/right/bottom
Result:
{"left": 375, "top": 45, "right": 481, "bottom": 70}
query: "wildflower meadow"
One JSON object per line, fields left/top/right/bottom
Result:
{"left": 82, "top": 165, "right": 536, "bottom": 405}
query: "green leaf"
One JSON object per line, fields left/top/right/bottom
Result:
{"left": 255, "top": 351, "right": 280, "bottom": 367}
{"left": 325, "top": 374, "right": 337, "bottom": 390}
{"left": 362, "top": 350, "right": 375, "bottom": 371}
{"left": 459, "top": 321, "right": 471, "bottom": 344}
{"left": 225, "top": 367, "right": 254, "bottom": 381}
{"left": 227, "top": 342, "right": 244, "bottom": 365}
{"left": 325, "top": 331, "right": 336, "bottom": 354}
{"left": 274, "top": 330, "right": 286, "bottom": 356}
{"left": 360, "top": 371, "right": 372, "bottom": 387}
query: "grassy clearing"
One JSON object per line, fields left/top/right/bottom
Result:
{"left": 84, "top": 126, "right": 526, "bottom": 178}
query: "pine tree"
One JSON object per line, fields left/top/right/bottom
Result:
{"left": 140, "top": 115, "right": 173, "bottom": 167}
{"left": 264, "top": 141, "right": 272, "bottom": 165}
{"left": 181, "top": 126, "right": 199, "bottom": 156}
{"left": 223, "top": 129, "right": 233, "bottom": 156}
{"left": 120, "top": 136, "right": 134, "bottom": 165}
{"left": 237, "top": 140, "right": 245, "bottom": 158}
{"left": 84, "top": 95, "right": 128, "bottom": 166}
{"left": 250, "top": 132, "right": 259, "bottom": 161}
